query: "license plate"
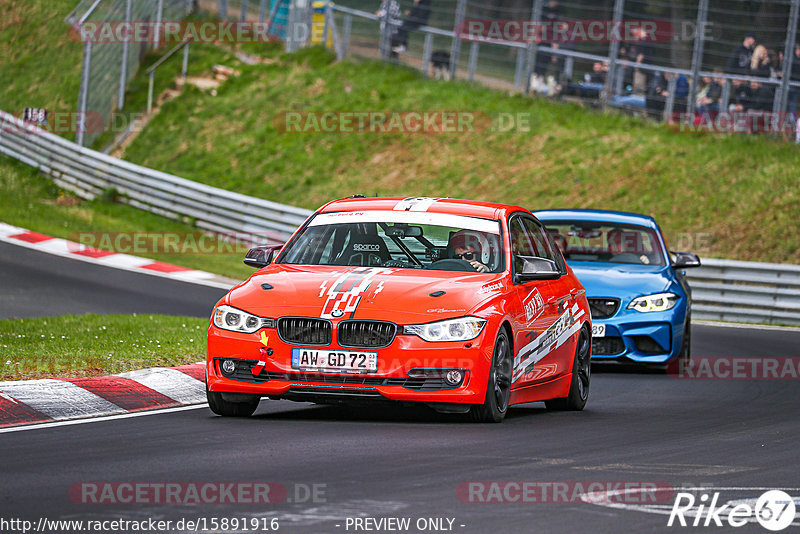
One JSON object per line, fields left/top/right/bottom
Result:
{"left": 291, "top": 348, "right": 378, "bottom": 373}
{"left": 592, "top": 324, "right": 606, "bottom": 338}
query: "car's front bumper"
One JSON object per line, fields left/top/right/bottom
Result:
{"left": 589, "top": 307, "right": 686, "bottom": 364}
{"left": 206, "top": 325, "right": 495, "bottom": 405}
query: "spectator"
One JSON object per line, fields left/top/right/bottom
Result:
{"left": 728, "top": 79, "right": 753, "bottom": 112}
{"left": 392, "top": 0, "right": 431, "bottom": 54}
{"left": 750, "top": 45, "right": 774, "bottom": 79}
{"left": 789, "top": 43, "right": 800, "bottom": 113}
{"left": 531, "top": 1, "right": 564, "bottom": 93}
{"left": 646, "top": 71, "right": 689, "bottom": 116}
{"left": 376, "top": 0, "right": 402, "bottom": 57}
{"left": 620, "top": 26, "right": 653, "bottom": 96}
{"left": 727, "top": 33, "right": 756, "bottom": 75}
{"left": 748, "top": 81, "right": 775, "bottom": 111}
{"left": 696, "top": 73, "right": 722, "bottom": 113}
{"left": 563, "top": 61, "right": 607, "bottom": 98}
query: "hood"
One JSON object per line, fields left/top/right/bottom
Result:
{"left": 226, "top": 265, "right": 507, "bottom": 324}
{"left": 568, "top": 261, "right": 672, "bottom": 299}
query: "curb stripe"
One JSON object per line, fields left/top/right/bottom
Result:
{"left": 117, "top": 368, "right": 206, "bottom": 405}
{"left": 9, "top": 231, "right": 53, "bottom": 243}
{"left": 141, "top": 261, "right": 193, "bottom": 273}
{"left": 172, "top": 363, "right": 206, "bottom": 381}
{"left": 66, "top": 376, "right": 179, "bottom": 412}
{"left": 0, "top": 379, "right": 126, "bottom": 419}
{"left": 0, "top": 395, "right": 53, "bottom": 428}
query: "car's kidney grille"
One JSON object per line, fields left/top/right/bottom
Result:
{"left": 588, "top": 298, "right": 620, "bottom": 319}
{"left": 337, "top": 321, "right": 397, "bottom": 348}
{"left": 278, "top": 317, "right": 332, "bottom": 345}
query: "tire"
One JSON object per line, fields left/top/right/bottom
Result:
{"left": 545, "top": 326, "right": 591, "bottom": 411}
{"left": 207, "top": 388, "right": 260, "bottom": 417}
{"left": 678, "top": 314, "right": 691, "bottom": 365}
{"left": 470, "top": 328, "right": 513, "bottom": 423}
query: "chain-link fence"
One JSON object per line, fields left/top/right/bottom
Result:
{"left": 312, "top": 0, "right": 800, "bottom": 136}
{"left": 66, "top": 0, "right": 194, "bottom": 146}
{"left": 65, "top": 0, "right": 293, "bottom": 147}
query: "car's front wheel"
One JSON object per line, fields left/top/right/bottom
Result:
{"left": 545, "top": 325, "right": 591, "bottom": 411}
{"left": 470, "top": 328, "right": 513, "bottom": 423}
{"left": 207, "top": 388, "right": 260, "bottom": 417}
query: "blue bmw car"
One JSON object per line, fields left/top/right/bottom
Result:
{"left": 533, "top": 209, "right": 701, "bottom": 366}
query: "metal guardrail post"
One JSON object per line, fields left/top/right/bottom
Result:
{"left": 182, "top": 43, "right": 190, "bottom": 80}
{"left": 218, "top": 0, "right": 229, "bottom": 20}
{"left": 155, "top": 0, "right": 164, "bottom": 48}
{"left": 774, "top": 0, "right": 800, "bottom": 115}
{"left": 147, "top": 71, "right": 155, "bottom": 114}
{"left": 514, "top": 48, "right": 526, "bottom": 91}
{"left": 664, "top": 75, "right": 677, "bottom": 122}
{"left": 260, "top": 0, "right": 269, "bottom": 22}
{"left": 720, "top": 79, "right": 731, "bottom": 111}
{"left": 241, "top": 0, "right": 249, "bottom": 21}
{"left": 524, "top": 0, "right": 544, "bottom": 94}
{"left": 449, "top": 0, "right": 467, "bottom": 80}
{"left": 687, "top": 0, "right": 709, "bottom": 114}
{"left": 322, "top": 3, "right": 331, "bottom": 47}
{"left": 467, "top": 41, "right": 479, "bottom": 81}
{"left": 602, "top": 0, "right": 626, "bottom": 109}
{"left": 118, "top": 0, "right": 132, "bottom": 110}
{"left": 343, "top": 14, "right": 352, "bottom": 57}
{"left": 77, "top": 40, "right": 93, "bottom": 146}
{"left": 378, "top": 2, "right": 390, "bottom": 60}
{"left": 422, "top": 32, "right": 433, "bottom": 77}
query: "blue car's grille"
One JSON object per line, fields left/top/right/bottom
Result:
{"left": 592, "top": 337, "right": 625, "bottom": 356}
{"left": 588, "top": 298, "right": 620, "bottom": 319}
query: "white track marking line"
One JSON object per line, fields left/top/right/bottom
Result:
{"left": 0, "top": 379, "right": 125, "bottom": 419}
{"left": 0, "top": 404, "right": 207, "bottom": 434}
{"left": 116, "top": 368, "right": 206, "bottom": 404}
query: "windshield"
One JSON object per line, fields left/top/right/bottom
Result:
{"left": 279, "top": 211, "right": 504, "bottom": 273}
{"left": 541, "top": 221, "right": 666, "bottom": 266}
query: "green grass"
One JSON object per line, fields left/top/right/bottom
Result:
{"left": 114, "top": 46, "right": 800, "bottom": 264}
{"left": 0, "top": 314, "right": 207, "bottom": 380}
{"left": 0, "top": 157, "right": 255, "bottom": 280}
{"left": 0, "top": 0, "right": 83, "bottom": 141}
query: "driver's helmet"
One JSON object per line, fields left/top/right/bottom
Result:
{"left": 449, "top": 230, "right": 492, "bottom": 265}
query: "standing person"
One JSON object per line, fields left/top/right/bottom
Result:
{"left": 727, "top": 33, "right": 756, "bottom": 75}
{"left": 376, "top": 0, "right": 402, "bottom": 58}
{"left": 392, "top": 0, "right": 432, "bottom": 54}
{"left": 750, "top": 45, "right": 774, "bottom": 79}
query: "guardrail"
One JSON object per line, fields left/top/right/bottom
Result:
{"left": 686, "top": 258, "right": 800, "bottom": 326}
{"left": 0, "top": 110, "right": 312, "bottom": 244}
{"left": 1, "top": 109, "right": 798, "bottom": 326}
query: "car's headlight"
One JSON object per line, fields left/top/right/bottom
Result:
{"left": 403, "top": 317, "right": 486, "bottom": 342}
{"left": 212, "top": 305, "right": 269, "bottom": 333}
{"left": 627, "top": 292, "right": 679, "bottom": 313}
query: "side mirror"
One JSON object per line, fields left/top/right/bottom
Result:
{"left": 671, "top": 251, "right": 701, "bottom": 269}
{"left": 244, "top": 244, "right": 283, "bottom": 268}
{"left": 516, "top": 256, "right": 561, "bottom": 282}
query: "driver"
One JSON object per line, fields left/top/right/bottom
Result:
{"left": 607, "top": 228, "right": 650, "bottom": 264}
{"left": 449, "top": 230, "right": 490, "bottom": 273}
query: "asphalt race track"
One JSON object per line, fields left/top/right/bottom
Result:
{"left": 0, "top": 241, "right": 227, "bottom": 319}
{"left": 2, "top": 241, "right": 799, "bottom": 533}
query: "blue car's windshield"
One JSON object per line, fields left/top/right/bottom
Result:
{"left": 541, "top": 221, "right": 666, "bottom": 266}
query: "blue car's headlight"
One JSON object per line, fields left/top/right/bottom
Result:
{"left": 404, "top": 317, "right": 486, "bottom": 342}
{"left": 627, "top": 292, "right": 679, "bottom": 313}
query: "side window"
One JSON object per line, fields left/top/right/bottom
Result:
{"left": 509, "top": 217, "right": 536, "bottom": 275}
{"left": 522, "top": 218, "right": 566, "bottom": 272}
